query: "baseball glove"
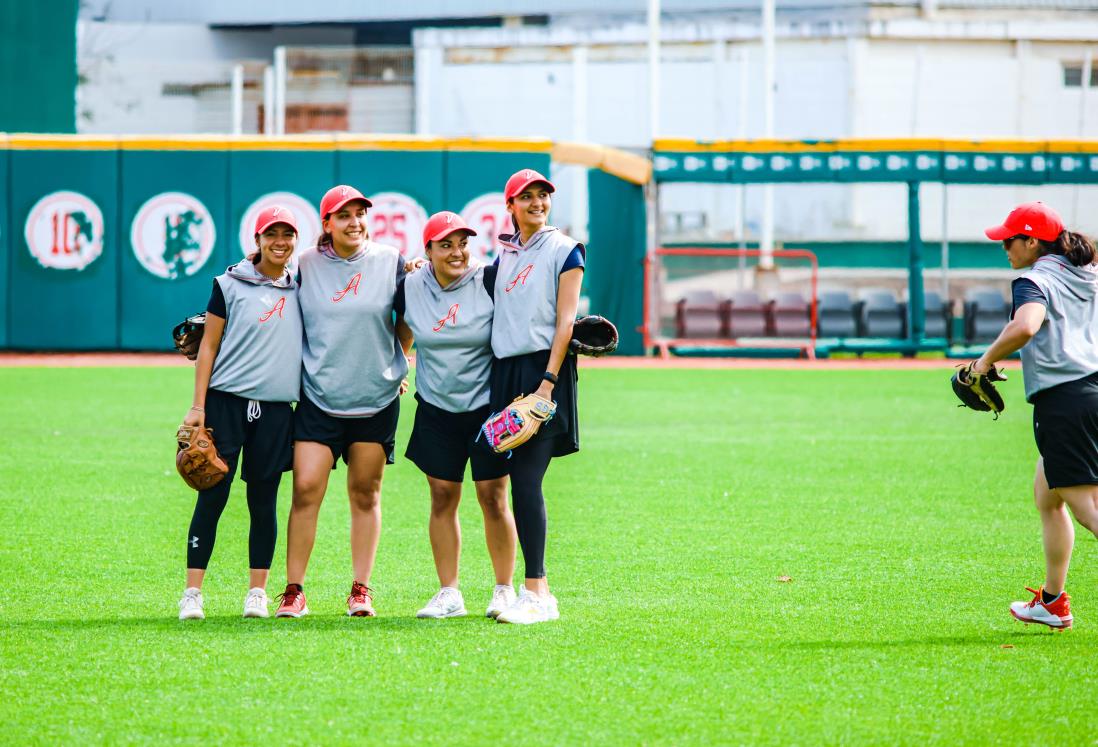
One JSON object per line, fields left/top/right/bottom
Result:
{"left": 951, "top": 362, "right": 1007, "bottom": 417}
{"left": 478, "top": 393, "right": 557, "bottom": 454}
{"left": 570, "top": 315, "right": 618, "bottom": 357}
{"left": 176, "top": 424, "right": 229, "bottom": 491}
{"left": 172, "top": 312, "right": 206, "bottom": 361}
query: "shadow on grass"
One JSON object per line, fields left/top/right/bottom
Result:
{"left": 0, "top": 614, "right": 504, "bottom": 635}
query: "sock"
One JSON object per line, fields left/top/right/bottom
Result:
{"left": 286, "top": 583, "right": 303, "bottom": 593}
{"left": 1042, "top": 589, "right": 1060, "bottom": 605}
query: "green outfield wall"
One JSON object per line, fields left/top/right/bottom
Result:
{"left": 0, "top": 136, "right": 553, "bottom": 351}
{"left": 0, "top": 3, "right": 77, "bottom": 134}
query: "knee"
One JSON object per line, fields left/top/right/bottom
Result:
{"left": 291, "top": 480, "right": 325, "bottom": 513}
{"left": 349, "top": 487, "right": 381, "bottom": 513}
{"left": 429, "top": 486, "right": 460, "bottom": 518}
{"left": 477, "top": 490, "right": 510, "bottom": 521}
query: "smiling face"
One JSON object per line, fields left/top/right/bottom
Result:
{"left": 254, "top": 223, "right": 296, "bottom": 269}
{"left": 507, "top": 183, "right": 552, "bottom": 237}
{"left": 323, "top": 199, "right": 369, "bottom": 254}
{"left": 426, "top": 231, "right": 472, "bottom": 286}
{"left": 1002, "top": 234, "right": 1040, "bottom": 270}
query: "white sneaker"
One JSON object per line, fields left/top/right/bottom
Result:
{"left": 416, "top": 587, "right": 468, "bottom": 619}
{"left": 243, "top": 588, "right": 269, "bottom": 618}
{"left": 178, "top": 587, "right": 204, "bottom": 620}
{"left": 495, "top": 586, "right": 559, "bottom": 625}
{"left": 486, "top": 584, "right": 517, "bottom": 619}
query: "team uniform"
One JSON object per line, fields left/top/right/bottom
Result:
{"left": 1011, "top": 256, "right": 1098, "bottom": 488}
{"left": 185, "top": 259, "right": 302, "bottom": 582}
{"left": 491, "top": 225, "right": 585, "bottom": 586}
{"left": 294, "top": 241, "right": 408, "bottom": 463}
{"left": 396, "top": 262, "right": 508, "bottom": 482}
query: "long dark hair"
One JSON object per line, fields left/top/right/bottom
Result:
{"left": 1037, "top": 230, "right": 1097, "bottom": 267}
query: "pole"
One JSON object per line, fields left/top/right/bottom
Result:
{"left": 274, "top": 46, "right": 287, "bottom": 136}
{"left": 230, "top": 64, "right": 244, "bottom": 135}
{"left": 760, "top": 0, "right": 775, "bottom": 269}
{"left": 1073, "top": 49, "right": 1092, "bottom": 225}
{"left": 908, "top": 181, "right": 926, "bottom": 344}
{"left": 940, "top": 183, "right": 950, "bottom": 304}
{"left": 736, "top": 47, "right": 749, "bottom": 285}
{"left": 648, "top": 0, "right": 661, "bottom": 142}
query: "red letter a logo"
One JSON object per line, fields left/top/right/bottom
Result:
{"left": 258, "top": 296, "right": 286, "bottom": 322}
{"left": 332, "top": 272, "right": 361, "bottom": 302}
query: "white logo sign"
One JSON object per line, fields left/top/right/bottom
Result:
{"left": 131, "top": 192, "right": 216, "bottom": 279}
{"left": 24, "top": 191, "right": 105, "bottom": 271}
{"left": 367, "top": 191, "right": 428, "bottom": 259}
{"left": 239, "top": 191, "right": 320, "bottom": 272}
{"left": 460, "top": 193, "right": 512, "bottom": 262}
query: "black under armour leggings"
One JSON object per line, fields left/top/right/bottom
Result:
{"left": 509, "top": 437, "right": 556, "bottom": 580}
{"left": 186, "top": 457, "right": 280, "bottom": 570}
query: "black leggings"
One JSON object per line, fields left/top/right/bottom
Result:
{"left": 186, "top": 456, "right": 281, "bottom": 570}
{"left": 509, "top": 438, "right": 555, "bottom": 580}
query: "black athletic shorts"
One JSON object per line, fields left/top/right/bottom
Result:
{"left": 490, "top": 349, "right": 579, "bottom": 458}
{"left": 204, "top": 388, "right": 294, "bottom": 483}
{"left": 294, "top": 393, "right": 399, "bottom": 466}
{"left": 1032, "top": 371, "right": 1098, "bottom": 489}
{"left": 405, "top": 393, "right": 509, "bottom": 483}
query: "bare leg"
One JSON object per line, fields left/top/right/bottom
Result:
{"left": 1056, "top": 483, "right": 1098, "bottom": 539}
{"left": 286, "top": 442, "right": 335, "bottom": 586}
{"left": 248, "top": 569, "right": 269, "bottom": 589}
{"left": 1035, "top": 458, "right": 1073, "bottom": 596}
{"left": 474, "top": 476, "right": 516, "bottom": 586}
{"left": 426, "top": 476, "right": 463, "bottom": 588}
{"left": 185, "top": 569, "right": 205, "bottom": 589}
{"left": 346, "top": 442, "right": 387, "bottom": 585}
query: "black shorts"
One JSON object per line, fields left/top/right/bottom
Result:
{"left": 204, "top": 388, "right": 294, "bottom": 483}
{"left": 1032, "top": 371, "right": 1098, "bottom": 489}
{"left": 294, "top": 393, "right": 399, "bottom": 466}
{"left": 490, "top": 350, "right": 579, "bottom": 458}
{"left": 405, "top": 393, "right": 509, "bottom": 482}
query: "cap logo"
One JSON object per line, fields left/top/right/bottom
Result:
{"left": 445, "top": 213, "right": 455, "bottom": 225}
{"left": 1024, "top": 224, "right": 1032, "bottom": 231}
{"left": 340, "top": 187, "right": 350, "bottom": 198}
{"left": 524, "top": 170, "right": 533, "bottom": 180}
{"left": 271, "top": 206, "right": 283, "bottom": 217}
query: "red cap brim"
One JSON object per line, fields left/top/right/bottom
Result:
{"left": 984, "top": 223, "right": 1014, "bottom": 241}
{"left": 325, "top": 196, "right": 373, "bottom": 217}
{"left": 426, "top": 227, "right": 477, "bottom": 244}
{"left": 255, "top": 219, "right": 298, "bottom": 235}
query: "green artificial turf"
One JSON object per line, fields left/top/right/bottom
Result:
{"left": 1, "top": 367, "right": 1095, "bottom": 744}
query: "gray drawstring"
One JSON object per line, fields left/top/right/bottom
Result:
{"left": 247, "top": 400, "right": 261, "bottom": 422}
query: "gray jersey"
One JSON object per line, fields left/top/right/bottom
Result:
{"left": 402, "top": 263, "right": 493, "bottom": 413}
{"left": 491, "top": 227, "right": 581, "bottom": 358}
{"left": 298, "top": 242, "right": 408, "bottom": 416}
{"left": 208, "top": 261, "right": 303, "bottom": 402}
{"left": 1019, "top": 254, "right": 1098, "bottom": 401}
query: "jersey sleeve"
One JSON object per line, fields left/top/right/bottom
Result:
{"left": 559, "top": 244, "right": 586, "bottom": 274}
{"left": 483, "top": 264, "right": 498, "bottom": 302}
{"left": 206, "top": 280, "right": 227, "bottom": 319}
{"left": 1011, "top": 277, "right": 1047, "bottom": 318}
{"left": 393, "top": 277, "right": 407, "bottom": 317}
{"left": 395, "top": 255, "right": 407, "bottom": 285}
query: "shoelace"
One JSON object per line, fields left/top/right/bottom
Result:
{"left": 276, "top": 588, "right": 302, "bottom": 606}
{"left": 1024, "top": 586, "right": 1042, "bottom": 608}
{"left": 246, "top": 400, "right": 261, "bottom": 422}
{"left": 246, "top": 591, "right": 266, "bottom": 606}
{"left": 350, "top": 583, "right": 373, "bottom": 603}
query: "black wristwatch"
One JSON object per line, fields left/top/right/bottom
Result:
{"left": 542, "top": 371, "right": 559, "bottom": 385}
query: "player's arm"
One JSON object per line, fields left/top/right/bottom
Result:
{"left": 396, "top": 316, "right": 414, "bottom": 357}
{"left": 534, "top": 267, "right": 583, "bottom": 400}
{"left": 185, "top": 313, "right": 225, "bottom": 427}
{"left": 973, "top": 302, "right": 1045, "bottom": 373}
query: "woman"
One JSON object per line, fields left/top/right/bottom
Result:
{"left": 489, "top": 169, "right": 585, "bottom": 625}
{"left": 178, "top": 205, "right": 302, "bottom": 620}
{"left": 276, "top": 185, "right": 411, "bottom": 618}
{"left": 979, "top": 201, "right": 1098, "bottom": 629}
{"left": 396, "top": 212, "right": 517, "bottom": 619}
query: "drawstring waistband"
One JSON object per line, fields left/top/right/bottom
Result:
{"left": 247, "top": 400, "right": 261, "bottom": 422}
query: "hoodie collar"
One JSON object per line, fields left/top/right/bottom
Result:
{"left": 226, "top": 259, "right": 295, "bottom": 289}
{"left": 318, "top": 241, "right": 368, "bottom": 263}
{"left": 498, "top": 226, "right": 558, "bottom": 254}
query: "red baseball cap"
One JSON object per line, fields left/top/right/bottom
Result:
{"left": 504, "top": 169, "right": 555, "bottom": 202}
{"left": 423, "top": 211, "right": 477, "bottom": 247}
{"left": 320, "top": 185, "right": 372, "bottom": 218}
{"left": 985, "top": 202, "right": 1064, "bottom": 242}
{"left": 253, "top": 204, "right": 298, "bottom": 235}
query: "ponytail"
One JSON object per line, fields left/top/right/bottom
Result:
{"left": 1037, "top": 230, "right": 1097, "bottom": 267}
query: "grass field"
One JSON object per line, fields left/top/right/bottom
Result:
{"left": 2, "top": 365, "right": 1096, "bottom": 745}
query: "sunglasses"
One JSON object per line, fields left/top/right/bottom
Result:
{"left": 1002, "top": 234, "right": 1027, "bottom": 247}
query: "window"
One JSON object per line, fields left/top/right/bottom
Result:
{"left": 1063, "top": 62, "right": 1098, "bottom": 88}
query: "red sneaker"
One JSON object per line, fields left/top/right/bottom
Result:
{"left": 1010, "top": 586, "right": 1073, "bottom": 629}
{"left": 347, "top": 581, "right": 375, "bottom": 617}
{"left": 275, "top": 584, "right": 309, "bottom": 618}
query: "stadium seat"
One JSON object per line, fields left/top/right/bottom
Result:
{"left": 857, "top": 288, "right": 904, "bottom": 338}
{"left": 767, "top": 291, "right": 811, "bottom": 337}
{"left": 922, "top": 291, "right": 949, "bottom": 340}
{"left": 726, "top": 289, "right": 768, "bottom": 337}
{"left": 675, "top": 290, "right": 726, "bottom": 338}
{"left": 963, "top": 287, "right": 1009, "bottom": 344}
{"left": 817, "top": 289, "right": 857, "bottom": 338}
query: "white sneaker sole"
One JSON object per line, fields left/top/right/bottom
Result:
{"left": 275, "top": 607, "right": 309, "bottom": 618}
{"left": 243, "top": 607, "right": 269, "bottom": 619}
{"left": 179, "top": 609, "right": 204, "bottom": 621}
{"left": 1010, "top": 607, "right": 1072, "bottom": 629}
{"left": 417, "top": 607, "right": 467, "bottom": 619}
